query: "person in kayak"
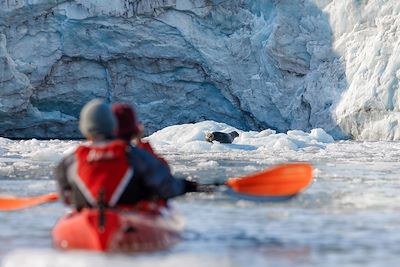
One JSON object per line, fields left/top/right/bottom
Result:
{"left": 55, "top": 99, "right": 197, "bottom": 210}
{"left": 111, "top": 103, "right": 168, "bottom": 165}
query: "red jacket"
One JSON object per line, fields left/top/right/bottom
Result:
{"left": 55, "top": 140, "right": 186, "bottom": 210}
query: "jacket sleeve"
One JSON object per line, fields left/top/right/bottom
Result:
{"left": 129, "top": 146, "right": 187, "bottom": 199}
{"left": 137, "top": 140, "right": 169, "bottom": 165}
{"left": 54, "top": 153, "right": 75, "bottom": 205}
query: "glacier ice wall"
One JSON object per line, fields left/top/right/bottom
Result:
{"left": 0, "top": 0, "right": 398, "bottom": 140}
{"left": 324, "top": 1, "right": 400, "bottom": 140}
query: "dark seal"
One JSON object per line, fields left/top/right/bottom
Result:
{"left": 205, "top": 131, "right": 239, "bottom": 144}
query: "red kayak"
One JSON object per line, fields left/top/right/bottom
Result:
{"left": 52, "top": 205, "right": 184, "bottom": 252}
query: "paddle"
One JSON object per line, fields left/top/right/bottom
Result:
{"left": 0, "top": 192, "right": 59, "bottom": 211}
{"left": 198, "top": 162, "right": 313, "bottom": 201}
{"left": 0, "top": 163, "right": 312, "bottom": 211}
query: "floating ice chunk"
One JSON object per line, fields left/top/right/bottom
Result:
{"left": 197, "top": 160, "right": 219, "bottom": 168}
{"left": 26, "top": 148, "right": 64, "bottom": 162}
{"left": 272, "top": 137, "right": 299, "bottom": 150}
{"left": 148, "top": 121, "right": 333, "bottom": 153}
{"left": 310, "top": 128, "right": 335, "bottom": 143}
{"left": 149, "top": 121, "right": 240, "bottom": 145}
{"left": 181, "top": 141, "right": 213, "bottom": 151}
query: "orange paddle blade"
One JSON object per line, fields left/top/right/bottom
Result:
{"left": 0, "top": 192, "right": 59, "bottom": 211}
{"left": 226, "top": 163, "right": 313, "bottom": 196}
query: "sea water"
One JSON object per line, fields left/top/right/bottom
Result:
{"left": 0, "top": 121, "right": 399, "bottom": 267}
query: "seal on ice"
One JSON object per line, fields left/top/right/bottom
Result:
{"left": 205, "top": 131, "right": 239, "bottom": 144}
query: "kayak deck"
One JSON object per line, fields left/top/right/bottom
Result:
{"left": 52, "top": 207, "right": 184, "bottom": 252}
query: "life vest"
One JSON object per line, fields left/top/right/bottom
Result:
{"left": 73, "top": 140, "right": 133, "bottom": 207}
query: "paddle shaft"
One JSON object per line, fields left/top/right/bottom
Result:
{"left": 0, "top": 163, "right": 313, "bottom": 210}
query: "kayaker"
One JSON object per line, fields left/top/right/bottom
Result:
{"left": 55, "top": 99, "right": 198, "bottom": 210}
{"left": 111, "top": 103, "right": 168, "bottom": 165}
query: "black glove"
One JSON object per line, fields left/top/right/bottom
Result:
{"left": 184, "top": 180, "right": 198, "bottom": 193}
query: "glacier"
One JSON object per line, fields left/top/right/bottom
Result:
{"left": 0, "top": 0, "right": 399, "bottom": 140}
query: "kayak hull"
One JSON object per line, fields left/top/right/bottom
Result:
{"left": 52, "top": 207, "right": 184, "bottom": 252}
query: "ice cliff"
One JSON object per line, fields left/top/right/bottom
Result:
{"left": 0, "top": 0, "right": 399, "bottom": 140}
